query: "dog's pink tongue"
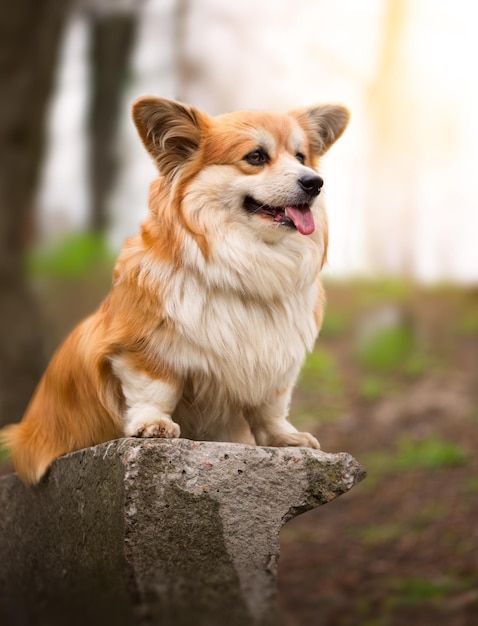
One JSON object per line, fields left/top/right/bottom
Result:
{"left": 286, "top": 206, "right": 315, "bottom": 235}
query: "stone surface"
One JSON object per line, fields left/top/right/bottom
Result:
{"left": 0, "top": 438, "right": 365, "bottom": 626}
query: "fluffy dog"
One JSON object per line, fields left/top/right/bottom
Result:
{"left": 1, "top": 97, "right": 349, "bottom": 484}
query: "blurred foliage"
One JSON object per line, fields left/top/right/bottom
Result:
{"left": 352, "top": 522, "right": 406, "bottom": 547}
{"left": 27, "top": 232, "right": 115, "bottom": 278}
{"left": 403, "top": 352, "right": 429, "bottom": 377}
{"left": 357, "top": 325, "right": 415, "bottom": 370}
{"left": 395, "top": 436, "right": 468, "bottom": 471}
{"left": 300, "top": 348, "right": 339, "bottom": 387}
{"left": 358, "top": 375, "right": 387, "bottom": 401}
{"left": 291, "top": 279, "right": 478, "bottom": 440}
{"left": 363, "top": 436, "right": 468, "bottom": 490}
{"left": 319, "top": 309, "right": 349, "bottom": 338}
{"left": 457, "top": 310, "right": 478, "bottom": 336}
{"left": 297, "top": 348, "right": 345, "bottom": 426}
{"left": 0, "top": 440, "right": 11, "bottom": 476}
{"left": 413, "top": 503, "right": 447, "bottom": 529}
{"left": 352, "top": 574, "right": 478, "bottom": 626}
{"left": 386, "top": 576, "right": 474, "bottom": 608}
{"left": 355, "top": 278, "right": 414, "bottom": 307}
{"left": 0, "top": 443, "right": 9, "bottom": 463}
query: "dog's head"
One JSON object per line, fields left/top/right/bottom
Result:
{"left": 132, "top": 97, "right": 349, "bottom": 246}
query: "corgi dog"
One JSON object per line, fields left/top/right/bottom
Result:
{"left": 1, "top": 97, "right": 349, "bottom": 484}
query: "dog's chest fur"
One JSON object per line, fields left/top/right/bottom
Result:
{"left": 145, "top": 232, "right": 322, "bottom": 411}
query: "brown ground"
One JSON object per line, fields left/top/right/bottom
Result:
{"left": 2, "top": 263, "right": 478, "bottom": 626}
{"left": 278, "top": 282, "right": 478, "bottom": 626}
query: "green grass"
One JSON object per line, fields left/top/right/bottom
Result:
{"left": 353, "top": 523, "right": 406, "bottom": 546}
{"left": 395, "top": 436, "right": 468, "bottom": 471}
{"left": 27, "top": 232, "right": 115, "bottom": 278}
{"left": 295, "top": 347, "right": 346, "bottom": 424}
{"left": 412, "top": 504, "right": 446, "bottom": 529}
{"left": 299, "top": 348, "right": 343, "bottom": 394}
{"left": 353, "top": 573, "right": 475, "bottom": 623}
{"left": 402, "top": 352, "right": 429, "bottom": 377}
{"left": 357, "top": 325, "right": 415, "bottom": 370}
{"left": 300, "top": 348, "right": 335, "bottom": 378}
{"left": 457, "top": 310, "right": 478, "bottom": 336}
{"left": 0, "top": 441, "right": 11, "bottom": 474}
{"left": 355, "top": 279, "right": 414, "bottom": 308}
{"left": 386, "top": 576, "right": 471, "bottom": 608}
{"left": 362, "top": 436, "right": 468, "bottom": 490}
{"left": 0, "top": 444, "right": 9, "bottom": 462}
{"left": 320, "top": 309, "right": 349, "bottom": 338}
{"left": 358, "top": 375, "right": 388, "bottom": 401}
{"left": 463, "top": 475, "right": 478, "bottom": 494}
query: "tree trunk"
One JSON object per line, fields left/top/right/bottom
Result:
{"left": 0, "top": 0, "right": 71, "bottom": 427}
{"left": 174, "top": 0, "right": 192, "bottom": 102}
{"left": 87, "top": 13, "right": 137, "bottom": 233}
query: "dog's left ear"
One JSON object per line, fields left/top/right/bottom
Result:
{"left": 292, "top": 104, "right": 350, "bottom": 157}
{"left": 132, "top": 97, "right": 208, "bottom": 176}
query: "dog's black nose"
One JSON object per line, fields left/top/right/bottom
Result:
{"left": 298, "top": 173, "right": 324, "bottom": 197}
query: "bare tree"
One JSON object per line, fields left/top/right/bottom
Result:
{"left": 87, "top": 11, "right": 138, "bottom": 233}
{"left": 174, "top": 0, "right": 193, "bottom": 102}
{"left": 0, "top": 0, "right": 72, "bottom": 427}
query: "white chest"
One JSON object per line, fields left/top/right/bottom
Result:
{"left": 159, "top": 272, "right": 319, "bottom": 404}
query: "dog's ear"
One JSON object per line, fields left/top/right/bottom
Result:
{"left": 292, "top": 104, "right": 350, "bottom": 157}
{"left": 132, "top": 97, "right": 208, "bottom": 176}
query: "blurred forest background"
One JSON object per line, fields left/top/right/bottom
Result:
{"left": 1, "top": 1, "right": 477, "bottom": 625}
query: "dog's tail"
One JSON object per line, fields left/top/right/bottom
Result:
{"left": 0, "top": 422, "right": 64, "bottom": 485}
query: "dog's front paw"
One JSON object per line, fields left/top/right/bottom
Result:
{"left": 124, "top": 406, "right": 180, "bottom": 439}
{"left": 269, "top": 431, "right": 321, "bottom": 449}
{"left": 131, "top": 418, "right": 180, "bottom": 439}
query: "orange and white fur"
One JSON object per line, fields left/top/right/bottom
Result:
{"left": 1, "top": 97, "right": 349, "bottom": 484}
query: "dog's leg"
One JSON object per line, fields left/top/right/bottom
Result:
{"left": 244, "top": 388, "right": 320, "bottom": 450}
{"left": 112, "top": 357, "right": 182, "bottom": 439}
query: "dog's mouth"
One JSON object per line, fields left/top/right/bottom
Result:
{"left": 243, "top": 196, "right": 315, "bottom": 235}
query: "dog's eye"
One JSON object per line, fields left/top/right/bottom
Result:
{"left": 296, "top": 152, "right": 306, "bottom": 164}
{"left": 244, "top": 149, "right": 269, "bottom": 166}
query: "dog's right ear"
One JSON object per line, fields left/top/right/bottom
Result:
{"left": 291, "top": 104, "right": 350, "bottom": 157}
{"left": 132, "top": 97, "right": 208, "bottom": 176}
